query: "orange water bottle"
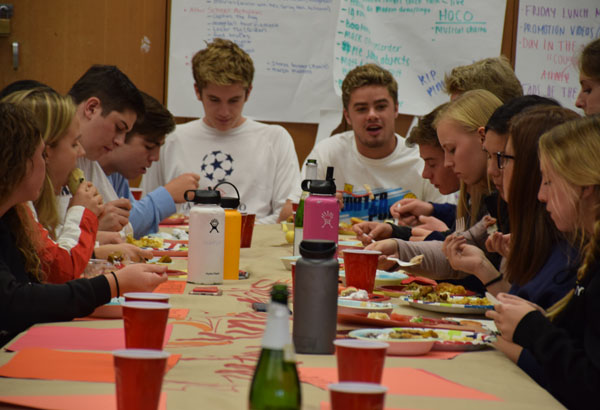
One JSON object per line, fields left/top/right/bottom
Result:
{"left": 215, "top": 182, "right": 242, "bottom": 281}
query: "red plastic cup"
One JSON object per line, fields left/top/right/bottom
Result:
{"left": 130, "top": 187, "right": 143, "bottom": 200}
{"left": 240, "top": 213, "right": 256, "bottom": 248}
{"left": 343, "top": 249, "right": 381, "bottom": 293}
{"left": 122, "top": 301, "right": 171, "bottom": 349}
{"left": 113, "top": 348, "right": 170, "bottom": 410}
{"left": 329, "top": 382, "right": 387, "bottom": 410}
{"left": 123, "top": 292, "right": 170, "bottom": 303}
{"left": 334, "top": 339, "right": 389, "bottom": 383}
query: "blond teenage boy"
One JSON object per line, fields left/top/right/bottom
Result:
{"left": 444, "top": 56, "right": 523, "bottom": 103}
{"left": 302, "top": 64, "right": 448, "bottom": 222}
{"left": 142, "top": 38, "right": 300, "bottom": 224}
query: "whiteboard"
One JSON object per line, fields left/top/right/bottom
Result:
{"left": 167, "top": 0, "right": 507, "bottom": 122}
{"left": 332, "top": 0, "right": 507, "bottom": 116}
{"left": 515, "top": 0, "right": 600, "bottom": 112}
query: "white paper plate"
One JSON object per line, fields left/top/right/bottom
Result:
{"left": 401, "top": 296, "right": 493, "bottom": 315}
{"left": 429, "top": 328, "right": 495, "bottom": 351}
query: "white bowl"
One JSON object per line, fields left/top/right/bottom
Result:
{"left": 348, "top": 328, "right": 437, "bottom": 356}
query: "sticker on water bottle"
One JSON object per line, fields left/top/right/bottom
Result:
{"left": 283, "top": 343, "right": 297, "bottom": 363}
{"left": 209, "top": 218, "right": 220, "bottom": 233}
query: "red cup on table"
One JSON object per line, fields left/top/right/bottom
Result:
{"left": 123, "top": 292, "right": 170, "bottom": 304}
{"left": 130, "top": 187, "right": 143, "bottom": 200}
{"left": 342, "top": 249, "right": 381, "bottom": 293}
{"left": 329, "top": 382, "right": 387, "bottom": 410}
{"left": 334, "top": 339, "right": 389, "bottom": 383}
{"left": 113, "top": 348, "right": 170, "bottom": 410}
{"left": 240, "top": 213, "right": 256, "bottom": 248}
{"left": 122, "top": 301, "right": 171, "bottom": 349}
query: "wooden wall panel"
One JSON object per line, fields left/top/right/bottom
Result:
{"left": 0, "top": 0, "right": 167, "bottom": 102}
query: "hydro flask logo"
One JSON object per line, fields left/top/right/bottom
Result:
{"left": 321, "top": 210, "right": 334, "bottom": 228}
{"left": 209, "top": 218, "right": 220, "bottom": 233}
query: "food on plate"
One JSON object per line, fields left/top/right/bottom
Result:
{"left": 363, "top": 328, "right": 438, "bottom": 340}
{"left": 350, "top": 217, "right": 365, "bottom": 225}
{"left": 338, "top": 222, "right": 354, "bottom": 235}
{"left": 168, "top": 213, "right": 185, "bottom": 220}
{"left": 67, "top": 168, "right": 85, "bottom": 193}
{"left": 157, "top": 255, "right": 172, "bottom": 263}
{"left": 126, "top": 234, "right": 164, "bottom": 249}
{"left": 409, "top": 254, "right": 424, "bottom": 265}
{"left": 388, "top": 329, "right": 438, "bottom": 339}
{"left": 106, "top": 251, "right": 124, "bottom": 264}
{"left": 406, "top": 282, "right": 472, "bottom": 302}
{"left": 340, "top": 286, "right": 358, "bottom": 297}
{"left": 367, "top": 312, "right": 390, "bottom": 320}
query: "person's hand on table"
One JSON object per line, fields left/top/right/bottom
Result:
{"left": 98, "top": 198, "right": 131, "bottom": 231}
{"left": 96, "top": 231, "right": 123, "bottom": 245}
{"left": 352, "top": 221, "right": 392, "bottom": 245}
{"left": 409, "top": 227, "right": 433, "bottom": 242}
{"left": 389, "top": 198, "right": 433, "bottom": 227}
{"left": 95, "top": 244, "right": 153, "bottom": 262}
{"left": 442, "top": 234, "right": 487, "bottom": 274}
{"left": 486, "top": 232, "right": 511, "bottom": 258}
{"left": 485, "top": 293, "right": 538, "bottom": 342}
{"left": 69, "top": 181, "right": 104, "bottom": 217}
{"left": 413, "top": 215, "right": 449, "bottom": 233}
{"left": 110, "top": 263, "right": 168, "bottom": 296}
{"left": 165, "top": 172, "right": 201, "bottom": 203}
{"left": 365, "top": 238, "right": 399, "bottom": 271}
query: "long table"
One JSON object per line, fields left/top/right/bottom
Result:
{"left": 0, "top": 224, "right": 565, "bottom": 409}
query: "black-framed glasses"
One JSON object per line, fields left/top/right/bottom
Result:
{"left": 495, "top": 152, "right": 515, "bottom": 169}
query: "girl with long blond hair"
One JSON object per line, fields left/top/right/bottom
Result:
{"left": 2, "top": 88, "right": 151, "bottom": 283}
{"left": 487, "top": 115, "right": 600, "bottom": 409}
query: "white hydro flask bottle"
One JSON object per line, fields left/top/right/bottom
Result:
{"left": 185, "top": 188, "right": 225, "bottom": 284}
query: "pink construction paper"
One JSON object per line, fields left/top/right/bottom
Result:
{"left": 0, "top": 393, "right": 167, "bottom": 410}
{"left": 300, "top": 367, "right": 501, "bottom": 401}
{"left": 7, "top": 324, "right": 173, "bottom": 352}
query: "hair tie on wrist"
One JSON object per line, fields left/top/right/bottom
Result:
{"left": 484, "top": 273, "right": 503, "bottom": 288}
{"left": 110, "top": 271, "right": 120, "bottom": 297}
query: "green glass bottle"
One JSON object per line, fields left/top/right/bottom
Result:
{"left": 248, "top": 284, "right": 301, "bottom": 410}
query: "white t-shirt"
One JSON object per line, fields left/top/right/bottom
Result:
{"left": 141, "top": 118, "right": 301, "bottom": 224}
{"left": 302, "top": 131, "right": 453, "bottom": 222}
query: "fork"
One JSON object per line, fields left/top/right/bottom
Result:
{"left": 385, "top": 256, "right": 421, "bottom": 268}
{"left": 454, "top": 217, "right": 466, "bottom": 235}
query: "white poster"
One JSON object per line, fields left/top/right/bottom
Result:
{"left": 515, "top": 0, "right": 600, "bottom": 112}
{"left": 167, "top": 0, "right": 340, "bottom": 122}
{"left": 333, "top": 0, "right": 507, "bottom": 116}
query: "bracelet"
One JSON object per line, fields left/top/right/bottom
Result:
{"left": 110, "top": 271, "right": 120, "bottom": 297}
{"left": 484, "top": 273, "right": 503, "bottom": 288}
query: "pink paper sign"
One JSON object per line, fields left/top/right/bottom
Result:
{"left": 7, "top": 325, "right": 173, "bottom": 352}
{"left": 300, "top": 367, "right": 501, "bottom": 401}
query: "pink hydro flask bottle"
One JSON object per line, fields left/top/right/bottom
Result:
{"left": 301, "top": 167, "right": 339, "bottom": 255}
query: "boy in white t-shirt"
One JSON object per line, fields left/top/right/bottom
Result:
{"left": 303, "top": 63, "right": 449, "bottom": 222}
{"left": 142, "top": 38, "right": 301, "bottom": 224}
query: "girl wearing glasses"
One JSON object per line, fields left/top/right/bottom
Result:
{"left": 487, "top": 115, "right": 600, "bottom": 409}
